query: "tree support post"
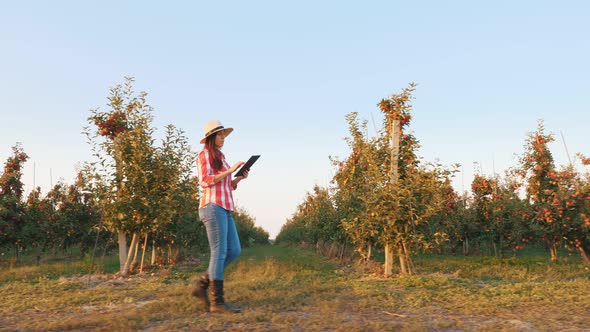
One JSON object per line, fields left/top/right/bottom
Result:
{"left": 385, "top": 119, "right": 401, "bottom": 277}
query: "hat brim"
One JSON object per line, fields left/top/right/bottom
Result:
{"left": 200, "top": 128, "right": 233, "bottom": 144}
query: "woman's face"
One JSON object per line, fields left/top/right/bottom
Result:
{"left": 214, "top": 131, "right": 225, "bottom": 148}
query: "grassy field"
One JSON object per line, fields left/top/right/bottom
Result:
{"left": 1, "top": 246, "right": 589, "bottom": 331}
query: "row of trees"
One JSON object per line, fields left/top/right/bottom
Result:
{"left": 0, "top": 144, "right": 109, "bottom": 264}
{"left": 275, "top": 84, "right": 590, "bottom": 274}
{"left": 1, "top": 78, "right": 269, "bottom": 274}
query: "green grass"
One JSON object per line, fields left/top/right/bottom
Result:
{"left": 1, "top": 245, "right": 589, "bottom": 331}
{"left": 0, "top": 254, "right": 120, "bottom": 283}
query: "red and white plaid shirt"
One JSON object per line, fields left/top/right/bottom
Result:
{"left": 196, "top": 149, "right": 235, "bottom": 211}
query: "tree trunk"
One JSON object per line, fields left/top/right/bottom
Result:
{"left": 140, "top": 233, "right": 148, "bottom": 274}
{"left": 88, "top": 222, "right": 103, "bottom": 271}
{"left": 548, "top": 240, "right": 558, "bottom": 262}
{"left": 170, "top": 245, "right": 180, "bottom": 265}
{"left": 473, "top": 241, "right": 480, "bottom": 256}
{"left": 578, "top": 246, "right": 590, "bottom": 266}
{"left": 367, "top": 243, "right": 372, "bottom": 262}
{"left": 129, "top": 236, "right": 140, "bottom": 274}
{"left": 463, "top": 237, "right": 469, "bottom": 256}
{"left": 385, "top": 244, "right": 395, "bottom": 277}
{"left": 117, "top": 230, "right": 128, "bottom": 273}
{"left": 121, "top": 232, "right": 138, "bottom": 277}
{"left": 402, "top": 241, "right": 414, "bottom": 275}
{"left": 151, "top": 240, "right": 156, "bottom": 265}
{"left": 549, "top": 246, "right": 558, "bottom": 261}
{"left": 398, "top": 245, "right": 407, "bottom": 275}
{"left": 35, "top": 246, "right": 42, "bottom": 266}
{"left": 166, "top": 244, "right": 180, "bottom": 265}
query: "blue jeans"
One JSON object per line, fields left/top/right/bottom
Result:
{"left": 199, "top": 203, "right": 241, "bottom": 280}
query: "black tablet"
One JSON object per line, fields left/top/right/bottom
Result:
{"left": 234, "top": 155, "right": 260, "bottom": 177}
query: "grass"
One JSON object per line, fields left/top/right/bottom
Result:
{"left": 1, "top": 245, "right": 589, "bottom": 331}
{"left": 0, "top": 254, "right": 120, "bottom": 283}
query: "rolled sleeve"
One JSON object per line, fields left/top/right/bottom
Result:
{"left": 197, "top": 150, "right": 216, "bottom": 188}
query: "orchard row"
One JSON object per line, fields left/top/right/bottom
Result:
{"left": 276, "top": 84, "right": 590, "bottom": 273}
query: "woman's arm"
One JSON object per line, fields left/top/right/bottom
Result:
{"left": 213, "top": 162, "right": 244, "bottom": 184}
{"left": 197, "top": 151, "right": 215, "bottom": 188}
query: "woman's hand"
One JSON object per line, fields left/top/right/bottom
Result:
{"left": 230, "top": 161, "right": 245, "bottom": 173}
{"left": 237, "top": 170, "right": 249, "bottom": 179}
{"left": 232, "top": 170, "right": 248, "bottom": 190}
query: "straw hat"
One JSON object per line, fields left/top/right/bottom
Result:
{"left": 200, "top": 120, "right": 234, "bottom": 144}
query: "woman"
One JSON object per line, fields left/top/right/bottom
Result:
{"left": 192, "top": 120, "right": 247, "bottom": 314}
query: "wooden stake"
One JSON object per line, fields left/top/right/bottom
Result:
{"left": 560, "top": 130, "right": 573, "bottom": 168}
{"left": 385, "top": 119, "right": 401, "bottom": 277}
{"left": 140, "top": 233, "right": 148, "bottom": 274}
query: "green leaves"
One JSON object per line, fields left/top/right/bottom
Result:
{"left": 0, "top": 144, "right": 29, "bottom": 249}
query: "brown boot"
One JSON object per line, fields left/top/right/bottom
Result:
{"left": 209, "top": 280, "right": 241, "bottom": 314}
{"left": 191, "top": 274, "right": 210, "bottom": 310}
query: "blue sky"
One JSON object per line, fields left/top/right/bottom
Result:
{"left": 1, "top": 1, "right": 589, "bottom": 238}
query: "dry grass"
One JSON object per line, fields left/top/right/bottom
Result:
{"left": 1, "top": 246, "right": 589, "bottom": 331}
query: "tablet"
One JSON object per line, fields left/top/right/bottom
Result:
{"left": 234, "top": 155, "right": 260, "bottom": 177}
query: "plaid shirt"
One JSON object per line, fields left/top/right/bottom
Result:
{"left": 196, "top": 149, "right": 235, "bottom": 211}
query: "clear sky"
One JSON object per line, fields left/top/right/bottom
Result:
{"left": 1, "top": 1, "right": 589, "bottom": 238}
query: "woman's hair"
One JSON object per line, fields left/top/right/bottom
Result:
{"left": 205, "top": 133, "right": 223, "bottom": 171}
